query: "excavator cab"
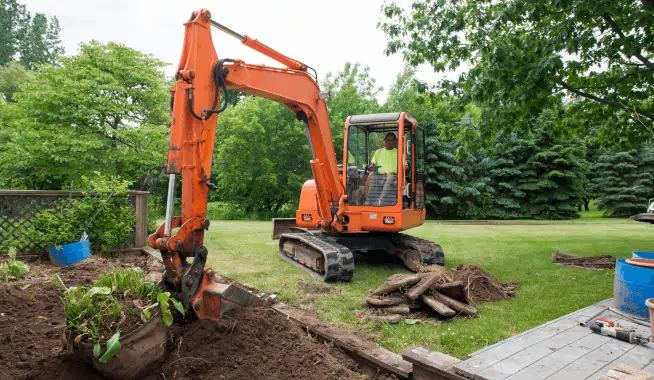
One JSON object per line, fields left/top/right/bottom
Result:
{"left": 344, "top": 112, "right": 426, "bottom": 213}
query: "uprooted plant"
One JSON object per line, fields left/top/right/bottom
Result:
{"left": 55, "top": 267, "right": 184, "bottom": 363}
{"left": 0, "top": 247, "right": 30, "bottom": 282}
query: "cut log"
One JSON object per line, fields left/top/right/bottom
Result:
{"left": 379, "top": 306, "right": 411, "bottom": 315}
{"left": 366, "top": 294, "right": 406, "bottom": 307}
{"left": 371, "top": 274, "right": 422, "bottom": 296}
{"left": 369, "top": 314, "right": 404, "bottom": 324}
{"left": 406, "top": 273, "right": 441, "bottom": 300}
{"left": 431, "top": 291, "right": 477, "bottom": 317}
{"left": 431, "top": 281, "right": 469, "bottom": 303}
{"left": 421, "top": 295, "right": 456, "bottom": 317}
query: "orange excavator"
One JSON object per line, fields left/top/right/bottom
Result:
{"left": 149, "top": 9, "right": 444, "bottom": 320}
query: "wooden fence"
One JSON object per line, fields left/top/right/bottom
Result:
{"left": 0, "top": 190, "right": 149, "bottom": 254}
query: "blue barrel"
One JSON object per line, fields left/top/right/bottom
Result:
{"left": 633, "top": 251, "right": 654, "bottom": 260}
{"left": 48, "top": 239, "right": 91, "bottom": 266}
{"left": 614, "top": 258, "right": 654, "bottom": 320}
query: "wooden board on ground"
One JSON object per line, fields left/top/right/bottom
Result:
{"left": 272, "top": 303, "right": 413, "bottom": 379}
{"left": 403, "top": 346, "right": 466, "bottom": 380}
{"left": 454, "top": 299, "right": 654, "bottom": 380}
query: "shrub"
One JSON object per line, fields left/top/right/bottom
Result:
{"left": 28, "top": 174, "right": 136, "bottom": 253}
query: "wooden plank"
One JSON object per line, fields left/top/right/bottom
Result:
{"left": 547, "top": 339, "right": 634, "bottom": 380}
{"left": 455, "top": 304, "right": 608, "bottom": 378}
{"left": 133, "top": 192, "right": 149, "bottom": 248}
{"left": 585, "top": 345, "right": 654, "bottom": 380}
{"left": 468, "top": 302, "right": 610, "bottom": 358}
{"left": 403, "top": 346, "right": 466, "bottom": 380}
{"left": 478, "top": 324, "right": 593, "bottom": 380}
{"left": 272, "top": 303, "right": 412, "bottom": 379}
{"left": 503, "top": 333, "right": 609, "bottom": 380}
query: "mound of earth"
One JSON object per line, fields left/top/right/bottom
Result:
{"left": 0, "top": 254, "right": 394, "bottom": 380}
{"left": 453, "top": 264, "right": 518, "bottom": 303}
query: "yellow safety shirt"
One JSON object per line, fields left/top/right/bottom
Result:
{"left": 371, "top": 148, "right": 398, "bottom": 174}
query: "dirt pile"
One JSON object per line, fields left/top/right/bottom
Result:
{"left": 453, "top": 265, "right": 518, "bottom": 303}
{"left": 361, "top": 264, "right": 518, "bottom": 323}
{"left": 147, "top": 306, "right": 392, "bottom": 380}
{"left": 0, "top": 255, "right": 156, "bottom": 380}
{"left": 551, "top": 251, "right": 616, "bottom": 270}
{"left": 361, "top": 266, "right": 477, "bottom": 323}
{"left": 0, "top": 255, "right": 393, "bottom": 380}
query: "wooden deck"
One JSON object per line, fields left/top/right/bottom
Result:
{"left": 454, "top": 299, "right": 654, "bottom": 380}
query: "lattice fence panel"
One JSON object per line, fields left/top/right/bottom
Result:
{"left": 0, "top": 191, "right": 149, "bottom": 255}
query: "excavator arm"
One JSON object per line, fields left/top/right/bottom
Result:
{"left": 148, "top": 9, "right": 346, "bottom": 319}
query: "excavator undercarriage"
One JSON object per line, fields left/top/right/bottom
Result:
{"left": 276, "top": 226, "right": 444, "bottom": 282}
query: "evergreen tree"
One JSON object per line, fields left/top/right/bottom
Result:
{"left": 45, "top": 16, "right": 63, "bottom": 64}
{"left": 1, "top": 1, "right": 63, "bottom": 68}
{"left": 486, "top": 133, "right": 534, "bottom": 219}
{"left": 424, "top": 134, "right": 493, "bottom": 219}
{"left": 593, "top": 148, "right": 654, "bottom": 217}
{"left": 0, "top": 0, "right": 22, "bottom": 65}
{"left": 518, "top": 110, "right": 587, "bottom": 219}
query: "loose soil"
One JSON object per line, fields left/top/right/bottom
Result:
{"left": 453, "top": 264, "right": 519, "bottom": 303}
{"left": 0, "top": 254, "right": 395, "bottom": 380}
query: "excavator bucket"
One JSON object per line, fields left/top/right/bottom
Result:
{"left": 191, "top": 268, "right": 259, "bottom": 321}
{"left": 272, "top": 218, "right": 298, "bottom": 239}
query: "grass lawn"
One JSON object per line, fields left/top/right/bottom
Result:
{"left": 202, "top": 208, "right": 653, "bottom": 359}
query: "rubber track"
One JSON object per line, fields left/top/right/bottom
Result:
{"left": 391, "top": 233, "right": 445, "bottom": 266}
{"left": 279, "top": 233, "right": 354, "bottom": 282}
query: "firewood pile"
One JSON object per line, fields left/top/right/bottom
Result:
{"left": 361, "top": 265, "right": 518, "bottom": 323}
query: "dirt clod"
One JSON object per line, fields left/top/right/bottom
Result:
{"left": 453, "top": 264, "right": 518, "bottom": 303}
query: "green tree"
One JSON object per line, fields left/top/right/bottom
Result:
{"left": 212, "top": 97, "right": 312, "bottom": 212}
{"left": 0, "top": 41, "right": 170, "bottom": 190}
{"left": 0, "top": 0, "right": 23, "bottom": 65}
{"left": 518, "top": 110, "right": 588, "bottom": 219}
{"left": 323, "top": 62, "right": 381, "bottom": 159}
{"left": 486, "top": 133, "right": 534, "bottom": 219}
{"left": 1, "top": 0, "right": 63, "bottom": 68}
{"left": 0, "top": 61, "right": 33, "bottom": 102}
{"left": 592, "top": 147, "right": 654, "bottom": 217}
{"left": 380, "top": 0, "right": 654, "bottom": 146}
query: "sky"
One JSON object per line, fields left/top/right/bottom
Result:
{"left": 21, "top": 0, "right": 457, "bottom": 102}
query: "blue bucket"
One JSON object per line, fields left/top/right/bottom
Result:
{"left": 48, "top": 239, "right": 91, "bottom": 266}
{"left": 614, "top": 258, "right": 654, "bottom": 320}
{"left": 632, "top": 252, "right": 654, "bottom": 260}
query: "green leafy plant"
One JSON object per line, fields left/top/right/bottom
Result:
{"left": 0, "top": 248, "right": 30, "bottom": 282}
{"left": 59, "top": 267, "right": 183, "bottom": 363}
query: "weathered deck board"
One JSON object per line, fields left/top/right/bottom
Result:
{"left": 481, "top": 324, "right": 593, "bottom": 380}
{"left": 585, "top": 344, "right": 653, "bottom": 380}
{"left": 455, "top": 304, "right": 609, "bottom": 379}
{"left": 468, "top": 300, "right": 612, "bottom": 358}
{"left": 455, "top": 300, "right": 654, "bottom": 380}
